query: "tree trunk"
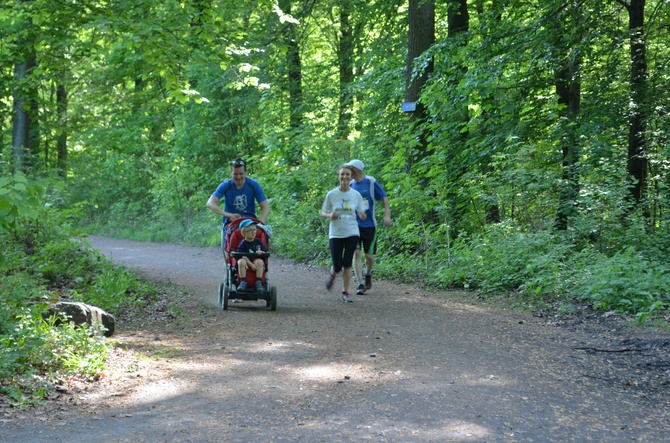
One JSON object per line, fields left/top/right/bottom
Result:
{"left": 554, "top": 5, "right": 582, "bottom": 231}
{"left": 626, "top": 0, "right": 647, "bottom": 206}
{"left": 448, "top": 0, "right": 469, "bottom": 137}
{"left": 477, "top": 0, "right": 502, "bottom": 224}
{"left": 337, "top": 1, "right": 354, "bottom": 142}
{"left": 404, "top": 0, "right": 434, "bottom": 172}
{"left": 444, "top": 0, "right": 470, "bottom": 235}
{"left": 279, "top": 0, "right": 304, "bottom": 166}
{"left": 56, "top": 84, "right": 68, "bottom": 177}
{"left": 448, "top": 0, "right": 469, "bottom": 36}
{"left": 11, "top": 0, "right": 41, "bottom": 174}
{"left": 12, "top": 54, "right": 36, "bottom": 173}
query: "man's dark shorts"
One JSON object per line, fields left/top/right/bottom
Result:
{"left": 357, "top": 227, "right": 378, "bottom": 254}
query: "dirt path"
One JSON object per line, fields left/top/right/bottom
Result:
{"left": 2, "top": 236, "right": 669, "bottom": 442}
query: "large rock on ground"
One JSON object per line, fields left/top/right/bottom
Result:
{"left": 44, "top": 302, "right": 116, "bottom": 337}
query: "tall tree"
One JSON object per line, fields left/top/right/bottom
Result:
{"left": 278, "top": 0, "right": 304, "bottom": 166}
{"left": 445, "top": 0, "right": 470, "bottom": 232}
{"left": 56, "top": 83, "right": 68, "bottom": 176}
{"left": 447, "top": 0, "right": 469, "bottom": 141}
{"left": 11, "top": 0, "right": 37, "bottom": 173}
{"left": 336, "top": 0, "right": 354, "bottom": 142}
{"left": 618, "top": 0, "right": 648, "bottom": 206}
{"left": 554, "top": 2, "right": 582, "bottom": 231}
{"left": 404, "top": 0, "right": 435, "bottom": 172}
{"left": 474, "top": 0, "right": 503, "bottom": 224}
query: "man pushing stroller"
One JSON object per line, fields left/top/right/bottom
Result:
{"left": 206, "top": 158, "right": 270, "bottom": 258}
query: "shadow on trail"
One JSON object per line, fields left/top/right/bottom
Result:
{"left": 3, "top": 236, "right": 667, "bottom": 443}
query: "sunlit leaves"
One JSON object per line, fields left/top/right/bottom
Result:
{"left": 0, "top": 174, "right": 47, "bottom": 233}
{"left": 273, "top": 3, "right": 300, "bottom": 24}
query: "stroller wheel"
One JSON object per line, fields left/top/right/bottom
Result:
{"left": 223, "top": 284, "right": 230, "bottom": 310}
{"left": 268, "top": 285, "right": 277, "bottom": 311}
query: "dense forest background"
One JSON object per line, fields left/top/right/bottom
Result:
{"left": 3, "top": 0, "right": 670, "bottom": 323}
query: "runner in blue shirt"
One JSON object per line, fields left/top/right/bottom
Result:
{"left": 207, "top": 158, "right": 270, "bottom": 256}
{"left": 345, "top": 159, "right": 392, "bottom": 295}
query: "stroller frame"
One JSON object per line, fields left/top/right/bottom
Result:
{"left": 218, "top": 217, "right": 277, "bottom": 311}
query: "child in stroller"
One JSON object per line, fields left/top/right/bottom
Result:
{"left": 235, "top": 219, "right": 268, "bottom": 291}
{"left": 218, "top": 216, "right": 277, "bottom": 310}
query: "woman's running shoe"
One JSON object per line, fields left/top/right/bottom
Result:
{"left": 326, "top": 274, "right": 335, "bottom": 291}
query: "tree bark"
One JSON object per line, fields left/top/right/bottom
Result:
{"left": 279, "top": 0, "right": 304, "bottom": 166}
{"left": 57, "top": 84, "right": 68, "bottom": 177}
{"left": 626, "top": 0, "right": 647, "bottom": 206}
{"left": 477, "top": 0, "right": 502, "bottom": 224}
{"left": 404, "top": 0, "right": 434, "bottom": 172}
{"left": 448, "top": 0, "right": 469, "bottom": 137}
{"left": 12, "top": 54, "right": 36, "bottom": 173}
{"left": 554, "top": 4, "right": 582, "bottom": 231}
{"left": 337, "top": 0, "right": 354, "bottom": 142}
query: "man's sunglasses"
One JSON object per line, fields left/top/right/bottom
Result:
{"left": 232, "top": 159, "right": 246, "bottom": 167}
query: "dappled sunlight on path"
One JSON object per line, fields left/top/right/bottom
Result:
{"left": 2, "top": 236, "right": 668, "bottom": 442}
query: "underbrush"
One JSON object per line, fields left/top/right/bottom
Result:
{"left": 1, "top": 233, "right": 158, "bottom": 406}
{"left": 381, "top": 223, "right": 670, "bottom": 324}
{"left": 80, "top": 210, "right": 217, "bottom": 247}
{"left": 0, "top": 175, "right": 160, "bottom": 407}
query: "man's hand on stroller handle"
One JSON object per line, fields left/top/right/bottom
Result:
{"left": 227, "top": 211, "right": 256, "bottom": 222}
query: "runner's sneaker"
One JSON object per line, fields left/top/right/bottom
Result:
{"left": 342, "top": 291, "right": 353, "bottom": 303}
{"left": 255, "top": 281, "right": 264, "bottom": 291}
{"left": 356, "top": 284, "right": 366, "bottom": 295}
{"left": 237, "top": 281, "right": 248, "bottom": 291}
{"left": 365, "top": 273, "right": 372, "bottom": 290}
{"left": 326, "top": 273, "right": 335, "bottom": 291}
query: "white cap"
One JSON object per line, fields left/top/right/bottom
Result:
{"left": 346, "top": 159, "right": 364, "bottom": 171}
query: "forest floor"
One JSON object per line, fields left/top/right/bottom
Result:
{"left": 1, "top": 236, "right": 669, "bottom": 442}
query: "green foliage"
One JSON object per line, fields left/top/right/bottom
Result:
{"left": 0, "top": 175, "right": 160, "bottom": 406}
{"left": 569, "top": 247, "right": 670, "bottom": 318}
{"left": 0, "top": 173, "right": 43, "bottom": 231}
{"left": 14, "top": 236, "right": 150, "bottom": 315}
{"left": 3, "top": 0, "right": 670, "bottom": 325}
{"left": 0, "top": 173, "right": 51, "bottom": 268}
{"left": 0, "top": 270, "right": 109, "bottom": 405}
{"left": 0, "top": 309, "right": 109, "bottom": 406}
{"left": 431, "top": 224, "right": 569, "bottom": 295}
{"left": 263, "top": 165, "right": 341, "bottom": 264}
{"left": 422, "top": 221, "right": 670, "bottom": 322}
{"left": 78, "top": 266, "right": 149, "bottom": 313}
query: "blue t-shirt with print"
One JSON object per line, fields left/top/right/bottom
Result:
{"left": 350, "top": 176, "right": 387, "bottom": 228}
{"left": 212, "top": 178, "right": 267, "bottom": 226}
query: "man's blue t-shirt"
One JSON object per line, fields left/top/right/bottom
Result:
{"left": 212, "top": 178, "right": 267, "bottom": 226}
{"left": 350, "top": 176, "right": 387, "bottom": 228}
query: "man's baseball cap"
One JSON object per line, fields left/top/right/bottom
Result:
{"left": 239, "top": 219, "right": 257, "bottom": 230}
{"left": 345, "top": 159, "right": 364, "bottom": 171}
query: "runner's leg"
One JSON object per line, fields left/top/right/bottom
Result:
{"left": 353, "top": 243, "right": 364, "bottom": 286}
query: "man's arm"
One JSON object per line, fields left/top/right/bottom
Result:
{"left": 257, "top": 199, "right": 270, "bottom": 224}
{"left": 381, "top": 196, "right": 392, "bottom": 227}
{"left": 357, "top": 192, "right": 367, "bottom": 221}
{"left": 207, "top": 195, "right": 236, "bottom": 221}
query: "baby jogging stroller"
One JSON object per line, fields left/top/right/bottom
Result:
{"left": 218, "top": 217, "right": 277, "bottom": 311}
